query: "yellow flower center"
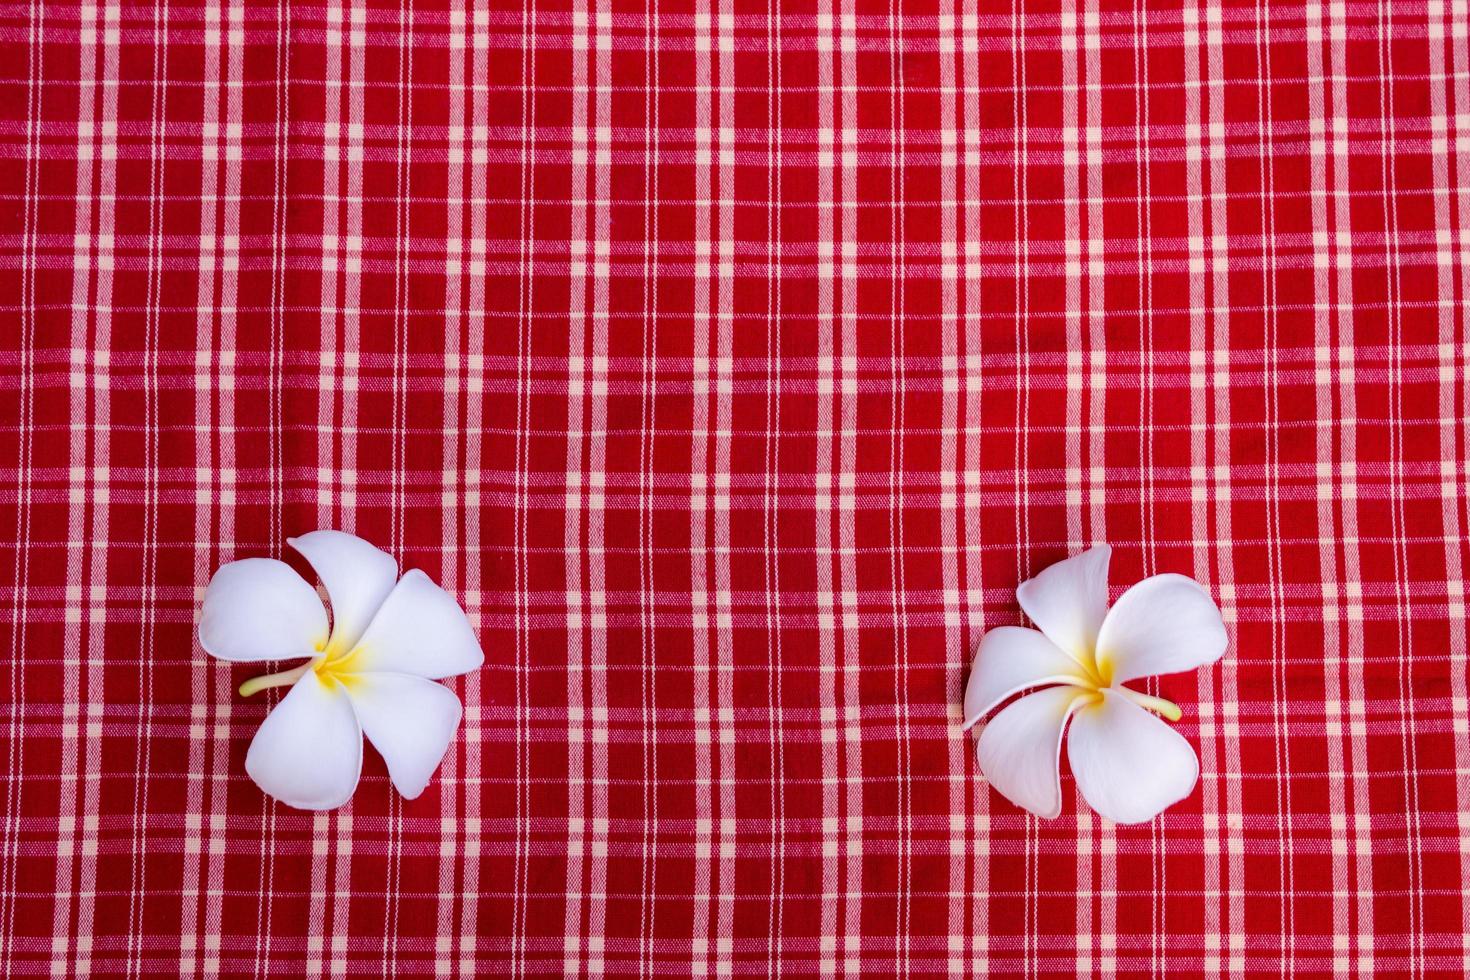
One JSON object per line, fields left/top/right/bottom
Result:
{"left": 1067, "top": 647, "right": 1182, "bottom": 721}
{"left": 238, "top": 635, "right": 367, "bottom": 698}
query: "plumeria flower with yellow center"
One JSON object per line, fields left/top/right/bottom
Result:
{"left": 198, "top": 530, "right": 483, "bottom": 811}
{"left": 963, "top": 545, "right": 1227, "bottom": 824}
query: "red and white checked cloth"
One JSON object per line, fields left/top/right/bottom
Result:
{"left": 1, "top": 0, "right": 1467, "bottom": 976}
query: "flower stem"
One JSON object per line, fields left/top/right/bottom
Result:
{"left": 1120, "top": 688, "right": 1182, "bottom": 722}
{"left": 239, "top": 664, "right": 310, "bottom": 698}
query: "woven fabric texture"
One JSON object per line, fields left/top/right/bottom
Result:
{"left": 2, "top": 0, "right": 1468, "bottom": 976}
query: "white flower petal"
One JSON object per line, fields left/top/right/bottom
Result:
{"left": 976, "top": 684, "right": 1089, "bottom": 820}
{"left": 1067, "top": 688, "right": 1199, "bottom": 825}
{"left": 244, "top": 673, "right": 363, "bottom": 810}
{"left": 1095, "top": 572, "right": 1227, "bottom": 684}
{"left": 199, "top": 558, "right": 328, "bottom": 663}
{"left": 346, "top": 672, "right": 464, "bottom": 800}
{"left": 289, "top": 530, "right": 399, "bottom": 655}
{"left": 1015, "top": 544, "right": 1111, "bottom": 669}
{"left": 963, "top": 627, "right": 1092, "bottom": 730}
{"left": 336, "top": 569, "right": 484, "bottom": 679}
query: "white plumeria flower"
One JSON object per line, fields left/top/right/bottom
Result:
{"left": 198, "top": 530, "right": 484, "bottom": 811}
{"left": 963, "top": 545, "right": 1227, "bottom": 824}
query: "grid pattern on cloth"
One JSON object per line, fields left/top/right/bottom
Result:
{"left": 1, "top": 0, "right": 1468, "bottom": 976}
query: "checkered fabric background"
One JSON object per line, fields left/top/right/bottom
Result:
{"left": 2, "top": 0, "right": 1469, "bottom": 975}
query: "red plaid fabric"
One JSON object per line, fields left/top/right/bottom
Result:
{"left": 2, "top": 0, "right": 1467, "bottom": 975}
